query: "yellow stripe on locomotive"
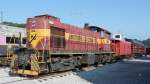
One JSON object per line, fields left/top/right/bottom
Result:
{"left": 28, "top": 28, "right": 111, "bottom": 49}
{"left": 97, "top": 38, "right": 111, "bottom": 45}
{"left": 27, "top": 29, "right": 50, "bottom": 48}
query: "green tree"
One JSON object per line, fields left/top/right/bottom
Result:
{"left": 2, "top": 21, "right": 26, "bottom": 28}
{"left": 143, "top": 39, "right": 150, "bottom": 46}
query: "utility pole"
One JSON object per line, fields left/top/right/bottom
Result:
{"left": 0, "top": 11, "right": 3, "bottom": 24}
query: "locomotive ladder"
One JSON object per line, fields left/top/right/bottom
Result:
{"left": 10, "top": 54, "right": 18, "bottom": 74}
{"left": 6, "top": 50, "right": 13, "bottom": 65}
{"left": 31, "top": 54, "right": 49, "bottom": 74}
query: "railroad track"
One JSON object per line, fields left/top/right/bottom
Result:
{"left": 0, "top": 78, "right": 29, "bottom": 84}
{"left": 0, "top": 69, "right": 76, "bottom": 84}
{"left": 0, "top": 76, "right": 10, "bottom": 78}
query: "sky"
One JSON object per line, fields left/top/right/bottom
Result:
{"left": 0, "top": 0, "right": 150, "bottom": 40}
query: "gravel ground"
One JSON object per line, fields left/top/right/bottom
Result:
{"left": 0, "top": 69, "right": 91, "bottom": 84}
{"left": 78, "top": 56, "right": 150, "bottom": 84}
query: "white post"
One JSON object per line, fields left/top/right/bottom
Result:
{"left": 0, "top": 11, "right": 3, "bottom": 24}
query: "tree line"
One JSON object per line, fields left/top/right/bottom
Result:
{"left": 1, "top": 21, "right": 26, "bottom": 28}
{"left": 143, "top": 39, "right": 150, "bottom": 47}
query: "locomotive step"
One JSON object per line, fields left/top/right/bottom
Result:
{"left": 82, "top": 66, "right": 96, "bottom": 71}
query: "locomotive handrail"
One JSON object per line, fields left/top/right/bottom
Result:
{"left": 6, "top": 35, "right": 17, "bottom": 65}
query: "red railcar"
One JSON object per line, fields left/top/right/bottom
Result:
{"left": 125, "top": 39, "right": 146, "bottom": 56}
{"left": 112, "top": 34, "right": 132, "bottom": 58}
{"left": 146, "top": 46, "right": 150, "bottom": 55}
{"left": 112, "top": 40, "right": 132, "bottom": 58}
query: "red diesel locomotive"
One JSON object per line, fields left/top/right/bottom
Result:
{"left": 10, "top": 15, "right": 146, "bottom": 76}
